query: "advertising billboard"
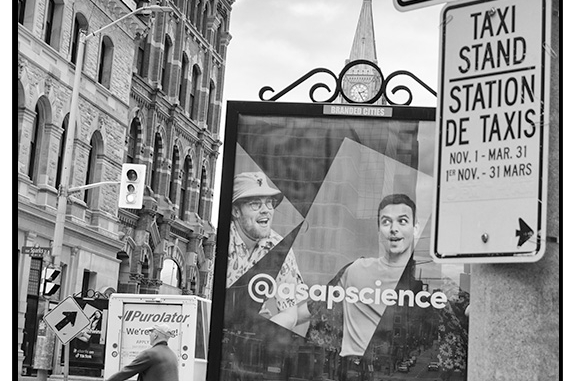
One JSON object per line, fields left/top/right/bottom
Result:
{"left": 208, "top": 101, "right": 471, "bottom": 381}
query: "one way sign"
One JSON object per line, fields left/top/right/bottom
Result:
{"left": 44, "top": 296, "right": 90, "bottom": 344}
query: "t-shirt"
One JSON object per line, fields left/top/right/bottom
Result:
{"left": 338, "top": 256, "right": 407, "bottom": 357}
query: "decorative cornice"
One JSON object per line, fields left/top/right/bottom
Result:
{"left": 129, "top": 273, "right": 144, "bottom": 282}
{"left": 140, "top": 278, "right": 163, "bottom": 287}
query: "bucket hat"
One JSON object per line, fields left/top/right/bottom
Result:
{"left": 232, "top": 172, "right": 284, "bottom": 205}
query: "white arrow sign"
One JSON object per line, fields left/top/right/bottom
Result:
{"left": 44, "top": 296, "right": 91, "bottom": 344}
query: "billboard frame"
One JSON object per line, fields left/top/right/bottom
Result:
{"left": 207, "top": 100, "right": 441, "bottom": 381}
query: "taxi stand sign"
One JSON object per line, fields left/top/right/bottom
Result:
{"left": 431, "top": 0, "right": 551, "bottom": 263}
{"left": 43, "top": 296, "right": 91, "bottom": 345}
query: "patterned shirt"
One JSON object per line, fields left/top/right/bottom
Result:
{"left": 227, "top": 222, "right": 305, "bottom": 311}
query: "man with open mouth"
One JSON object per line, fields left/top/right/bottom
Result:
{"left": 227, "top": 171, "right": 305, "bottom": 330}
{"left": 305, "top": 193, "right": 420, "bottom": 381}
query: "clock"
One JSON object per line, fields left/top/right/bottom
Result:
{"left": 349, "top": 83, "right": 369, "bottom": 102}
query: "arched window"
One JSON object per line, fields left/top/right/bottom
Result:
{"left": 189, "top": 65, "right": 200, "bottom": 119}
{"left": 28, "top": 104, "right": 43, "bottom": 181}
{"left": 135, "top": 35, "right": 149, "bottom": 78}
{"left": 19, "top": 0, "right": 35, "bottom": 29}
{"left": 179, "top": 53, "right": 189, "bottom": 107}
{"left": 98, "top": 35, "right": 114, "bottom": 89}
{"left": 55, "top": 114, "right": 69, "bottom": 188}
{"left": 150, "top": 132, "right": 162, "bottom": 193}
{"left": 215, "top": 20, "right": 222, "bottom": 54}
{"left": 216, "top": 12, "right": 227, "bottom": 55}
{"left": 18, "top": 0, "right": 26, "bottom": 24}
{"left": 84, "top": 132, "right": 103, "bottom": 207}
{"left": 197, "top": 164, "right": 207, "bottom": 218}
{"left": 169, "top": 145, "right": 179, "bottom": 203}
{"left": 127, "top": 118, "right": 140, "bottom": 164}
{"left": 179, "top": 155, "right": 191, "bottom": 220}
{"left": 160, "top": 258, "right": 181, "bottom": 288}
{"left": 44, "top": 0, "right": 64, "bottom": 50}
{"left": 71, "top": 13, "right": 89, "bottom": 65}
{"left": 44, "top": 0, "right": 55, "bottom": 44}
{"left": 206, "top": 81, "right": 215, "bottom": 130}
{"left": 201, "top": 2, "right": 210, "bottom": 37}
{"left": 186, "top": 0, "right": 197, "bottom": 24}
{"left": 195, "top": 1, "right": 203, "bottom": 30}
{"left": 161, "top": 35, "right": 173, "bottom": 92}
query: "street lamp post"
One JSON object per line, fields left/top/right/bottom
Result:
{"left": 34, "top": 5, "right": 171, "bottom": 381}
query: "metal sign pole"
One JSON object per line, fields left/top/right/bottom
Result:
{"left": 63, "top": 343, "right": 70, "bottom": 381}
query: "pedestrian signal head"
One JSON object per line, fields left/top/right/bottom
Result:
{"left": 42, "top": 267, "right": 61, "bottom": 297}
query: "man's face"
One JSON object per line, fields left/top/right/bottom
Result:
{"left": 378, "top": 203, "right": 418, "bottom": 257}
{"left": 148, "top": 328, "right": 156, "bottom": 344}
{"left": 233, "top": 196, "right": 278, "bottom": 241}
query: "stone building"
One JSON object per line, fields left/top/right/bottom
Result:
{"left": 16, "top": 0, "right": 232, "bottom": 377}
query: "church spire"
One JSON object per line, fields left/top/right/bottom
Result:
{"left": 348, "top": 0, "right": 377, "bottom": 64}
{"left": 340, "top": 0, "right": 383, "bottom": 104}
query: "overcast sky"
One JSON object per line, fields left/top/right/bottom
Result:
{"left": 221, "top": 0, "right": 444, "bottom": 107}
{"left": 212, "top": 0, "right": 447, "bottom": 226}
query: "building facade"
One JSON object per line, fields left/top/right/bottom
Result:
{"left": 16, "top": 0, "right": 232, "bottom": 377}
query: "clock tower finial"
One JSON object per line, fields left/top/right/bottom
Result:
{"left": 341, "top": 0, "right": 384, "bottom": 104}
{"left": 348, "top": 0, "right": 377, "bottom": 64}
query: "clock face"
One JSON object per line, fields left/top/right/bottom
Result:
{"left": 350, "top": 83, "right": 369, "bottom": 102}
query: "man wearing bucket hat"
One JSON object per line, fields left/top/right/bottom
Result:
{"left": 106, "top": 323, "right": 179, "bottom": 381}
{"left": 227, "top": 171, "right": 305, "bottom": 330}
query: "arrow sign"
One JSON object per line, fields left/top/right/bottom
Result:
{"left": 55, "top": 311, "right": 78, "bottom": 331}
{"left": 516, "top": 218, "right": 534, "bottom": 247}
{"left": 43, "top": 296, "right": 90, "bottom": 344}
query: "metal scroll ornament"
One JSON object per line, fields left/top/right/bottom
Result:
{"left": 258, "top": 59, "right": 437, "bottom": 106}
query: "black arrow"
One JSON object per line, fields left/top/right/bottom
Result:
{"left": 516, "top": 218, "right": 534, "bottom": 247}
{"left": 55, "top": 311, "right": 77, "bottom": 331}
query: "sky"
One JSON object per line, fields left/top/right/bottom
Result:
{"left": 213, "top": 0, "right": 447, "bottom": 226}
{"left": 221, "top": 0, "right": 444, "bottom": 107}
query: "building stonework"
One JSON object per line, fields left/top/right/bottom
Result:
{"left": 17, "top": 0, "right": 233, "bottom": 378}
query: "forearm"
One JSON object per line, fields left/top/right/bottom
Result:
{"left": 106, "top": 355, "right": 150, "bottom": 381}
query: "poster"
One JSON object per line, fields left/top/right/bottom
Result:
{"left": 208, "top": 101, "right": 471, "bottom": 381}
{"left": 67, "top": 298, "right": 109, "bottom": 373}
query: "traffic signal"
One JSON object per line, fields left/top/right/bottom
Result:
{"left": 42, "top": 267, "right": 61, "bottom": 297}
{"left": 118, "top": 163, "right": 146, "bottom": 209}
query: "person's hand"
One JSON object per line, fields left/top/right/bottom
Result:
{"left": 296, "top": 302, "right": 311, "bottom": 325}
{"left": 258, "top": 305, "right": 273, "bottom": 319}
{"left": 270, "top": 305, "right": 298, "bottom": 330}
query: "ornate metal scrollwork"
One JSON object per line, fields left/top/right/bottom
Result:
{"left": 383, "top": 70, "right": 437, "bottom": 105}
{"left": 259, "top": 68, "right": 340, "bottom": 103}
{"left": 258, "top": 59, "right": 436, "bottom": 106}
